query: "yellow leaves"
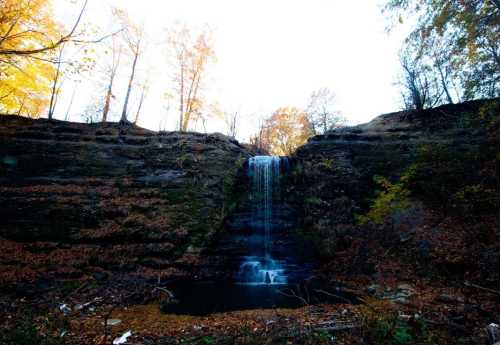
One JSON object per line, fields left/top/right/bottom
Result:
{"left": 357, "top": 175, "right": 411, "bottom": 226}
{"left": 260, "top": 107, "right": 313, "bottom": 156}
{"left": 0, "top": 58, "right": 55, "bottom": 116}
{"left": 0, "top": 0, "right": 61, "bottom": 117}
{"left": 1, "top": 0, "right": 60, "bottom": 49}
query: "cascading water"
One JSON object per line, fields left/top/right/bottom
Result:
{"left": 237, "top": 156, "right": 288, "bottom": 285}
{"left": 164, "top": 154, "right": 330, "bottom": 315}
{"left": 237, "top": 257, "right": 287, "bottom": 285}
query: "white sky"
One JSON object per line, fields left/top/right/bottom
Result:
{"left": 54, "top": 0, "right": 409, "bottom": 141}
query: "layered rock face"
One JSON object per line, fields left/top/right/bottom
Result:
{"left": 0, "top": 116, "right": 250, "bottom": 287}
{"left": 290, "top": 99, "right": 499, "bottom": 258}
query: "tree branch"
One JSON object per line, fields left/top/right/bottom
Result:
{"left": 465, "top": 281, "right": 500, "bottom": 297}
{"left": 0, "top": 0, "right": 89, "bottom": 56}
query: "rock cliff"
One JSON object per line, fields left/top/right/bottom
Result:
{"left": 0, "top": 116, "right": 250, "bottom": 288}
{"left": 290, "top": 99, "right": 499, "bottom": 260}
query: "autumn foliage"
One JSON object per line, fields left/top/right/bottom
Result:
{"left": 255, "top": 107, "right": 313, "bottom": 156}
{"left": 0, "top": 0, "right": 60, "bottom": 116}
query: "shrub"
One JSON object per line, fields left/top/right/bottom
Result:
{"left": 359, "top": 138, "right": 499, "bottom": 228}
{"left": 318, "top": 157, "right": 335, "bottom": 171}
{"left": 479, "top": 100, "right": 500, "bottom": 126}
{"left": 363, "top": 310, "right": 414, "bottom": 345}
{"left": 0, "top": 319, "right": 65, "bottom": 345}
{"left": 405, "top": 143, "right": 498, "bottom": 216}
{"left": 451, "top": 184, "right": 499, "bottom": 215}
{"left": 357, "top": 175, "right": 411, "bottom": 226}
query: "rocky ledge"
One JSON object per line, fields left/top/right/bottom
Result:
{"left": 290, "top": 98, "right": 499, "bottom": 258}
{"left": 0, "top": 116, "right": 250, "bottom": 289}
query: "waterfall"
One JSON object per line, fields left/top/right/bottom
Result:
{"left": 237, "top": 156, "right": 287, "bottom": 285}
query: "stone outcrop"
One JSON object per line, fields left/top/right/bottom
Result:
{"left": 0, "top": 99, "right": 497, "bottom": 290}
{"left": 290, "top": 98, "right": 499, "bottom": 258}
{"left": 0, "top": 116, "right": 250, "bottom": 287}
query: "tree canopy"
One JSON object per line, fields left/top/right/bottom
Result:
{"left": 258, "top": 107, "right": 313, "bottom": 156}
{"left": 0, "top": 0, "right": 60, "bottom": 116}
{"left": 385, "top": 0, "right": 499, "bottom": 107}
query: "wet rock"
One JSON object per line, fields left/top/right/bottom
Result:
{"left": 366, "top": 284, "right": 379, "bottom": 295}
{"left": 487, "top": 323, "right": 500, "bottom": 345}
{"left": 105, "top": 319, "right": 122, "bottom": 326}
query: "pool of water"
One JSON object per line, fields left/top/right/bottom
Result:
{"left": 164, "top": 281, "right": 302, "bottom": 315}
{"left": 163, "top": 279, "right": 355, "bottom": 316}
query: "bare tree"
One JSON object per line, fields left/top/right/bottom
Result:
{"left": 167, "top": 24, "right": 215, "bottom": 131}
{"left": 248, "top": 117, "right": 268, "bottom": 153}
{"left": 113, "top": 8, "right": 144, "bottom": 123}
{"left": 47, "top": 39, "right": 96, "bottom": 120}
{"left": 82, "top": 99, "right": 104, "bottom": 124}
{"left": 168, "top": 25, "right": 189, "bottom": 131}
{"left": 133, "top": 78, "right": 149, "bottom": 125}
{"left": 64, "top": 82, "right": 79, "bottom": 121}
{"left": 399, "top": 48, "right": 442, "bottom": 111}
{"left": 102, "top": 37, "right": 122, "bottom": 122}
{"left": 423, "top": 35, "right": 462, "bottom": 105}
{"left": 47, "top": 44, "right": 65, "bottom": 120}
{"left": 40, "top": 3, "right": 122, "bottom": 121}
{"left": 306, "top": 88, "right": 346, "bottom": 135}
{"left": 225, "top": 111, "right": 238, "bottom": 138}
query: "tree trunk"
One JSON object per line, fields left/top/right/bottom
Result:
{"left": 436, "top": 59, "right": 453, "bottom": 104}
{"left": 103, "top": 69, "right": 118, "bottom": 122}
{"left": 48, "top": 48, "right": 64, "bottom": 120}
{"left": 65, "top": 85, "right": 78, "bottom": 121}
{"left": 16, "top": 97, "right": 26, "bottom": 116}
{"left": 121, "top": 49, "right": 139, "bottom": 122}
{"left": 182, "top": 62, "right": 201, "bottom": 131}
{"left": 179, "top": 64, "right": 184, "bottom": 131}
{"left": 102, "top": 85, "right": 112, "bottom": 122}
{"left": 103, "top": 43, "right": 122, "bottom": 122}
{"left": 183, "top": 71, "right": 202, "bottom": 131}
{"left": 134, "top": 86, "right": 146, "bottom": 124}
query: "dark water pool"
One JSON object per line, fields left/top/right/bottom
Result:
{"left": 163, "top": 280, "right": 354, "bottom": 315}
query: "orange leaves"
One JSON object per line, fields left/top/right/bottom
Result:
{"left": 259, "top": 107, "right": 313, "bottom": 156}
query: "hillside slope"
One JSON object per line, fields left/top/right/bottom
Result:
{"left": 289, "top": 98, "right": 499, "bottom": 343}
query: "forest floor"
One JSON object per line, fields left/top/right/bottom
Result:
{"left": 0, "top": 268, "right": 496, "bottom": 345}
{"left": 1, "top": 210, "right": 499, "bottom": 344}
